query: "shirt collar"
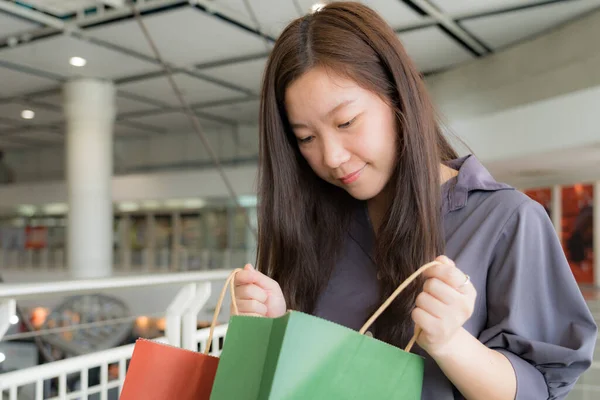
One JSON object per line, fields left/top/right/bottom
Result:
{"left": 442, "top": 155, "right": 513, "bottom": 215}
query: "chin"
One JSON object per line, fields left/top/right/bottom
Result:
{"left": 343, "top": 185, "right": 381, "bottom": 201}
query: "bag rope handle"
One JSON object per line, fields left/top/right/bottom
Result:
{"left": 204, "top": 268, "right": 242, "bottom": 355}
{"left": 206, "top": 261, "right": 440, "bottom": 355}
{"left": 359, "top": 261, "right": 442, "bottom": 353}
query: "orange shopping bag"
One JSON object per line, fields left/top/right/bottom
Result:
{"left": 119, "top": 269, "right": 241, "bottom": 400}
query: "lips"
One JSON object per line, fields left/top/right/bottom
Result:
{"left": 339, "top": 165, "right": 366, "bottom": 185}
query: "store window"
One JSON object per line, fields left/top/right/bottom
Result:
{"left": 562, "top": 184, "right": 594, "bottom": 284}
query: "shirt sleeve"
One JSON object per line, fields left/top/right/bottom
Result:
{"left": 478, "top": 199, "right": 597, "bottom": 400}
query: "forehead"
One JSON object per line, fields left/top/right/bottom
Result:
{"left": 285, "top": 67, "right": 367, "bottom": 116}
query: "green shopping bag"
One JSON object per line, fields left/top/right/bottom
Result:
{"left": 210, "top": 262, "right": 440, "bottom": 399}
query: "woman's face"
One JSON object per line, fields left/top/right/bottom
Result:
{"left": 285, "top": 66, "right": 397, "bottom": 201}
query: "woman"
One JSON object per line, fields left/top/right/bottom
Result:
{"left": 233, "top": 2, "right": 597, "bottom": 399}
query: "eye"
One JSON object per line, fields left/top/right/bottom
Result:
{"left": 298, "top": 136, "right": 315, "bottom": 144}
{"left": 338, "top": 117, "right": 356, "bottom": 129}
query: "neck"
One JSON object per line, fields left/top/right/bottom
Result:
{"left": 367, "top": 163, "right": 458, "bottom": 234}
{"left": 367, "top": 188, "right": 391, "bottom": 234}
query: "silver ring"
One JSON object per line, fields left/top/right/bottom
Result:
{"left": 459, "top": 274, "right": 470, "bottom": 288}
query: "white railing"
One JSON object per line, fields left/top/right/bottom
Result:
{"left": 0, "top": 269, "right": 232, "bottom": 346}
{"left": 0, "top": 324, "right": 228, "bottom": 400}
{"left": 0, "top": 269, "right": 233, "bottom": 399}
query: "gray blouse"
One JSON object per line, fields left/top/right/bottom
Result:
{"left": 313, "top": 155, "right": 597, "bottom": 399}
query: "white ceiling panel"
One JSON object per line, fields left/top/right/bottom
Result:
{"left": 397, "top": 27, "right": 473, "bottom": 73}
{"left": 214, "top": 0, "right": 299, "bottom": 38}
{"left": 0, "top": 11, "right": 41, "bottom": 37}
{"left": 461, "top": 1, "right": 600, "bottom": 49}
{"left": 199, "top": 58, "right": 267, "bottom": 94}
{"left": 0, "top": 35, "right": 158, "bottom": 80}
{"left": 122, "top": 111, "right": 224, "bottom": 134}
{"left": 0, "top": 120, "right": 17, "bottom": 130}
{"left": 114, "top": 123, "right": 153, "bottom": 137}
{"left": 15, "top": 130, "right": 63, "bottom": 143}
{"left": 0, "top": 137, "right": 30, "bottom": 149}
{"left": 199, "top": 100, "right": 259, "bottom": 124}
{"left": 114, "top": 95, "right": 163, "bottom": 115}
{"left": 36, "top": 92, "right": 161, "bottom": 115}
{"left": 216, "top": 0, "right": 423, "bottom": 36}
{"left": 361, "top": 0, "right": 425, "bottom": 28}
{"left": 431, "top": 0, "right": 551, "bottom": 16}
{"left": 87, "top": 7, "right": 268, "bottom": 67}
{"left": 0, "top": 67, "right": 59, "bottom": 99}
{"left": 0, "top": 102, "right": 62, "bottom": 125}
{"left": 119, "top": 73, "right": 243, "bottom": 107}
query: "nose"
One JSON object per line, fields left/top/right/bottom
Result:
{"left": 321, "top": 134, "right": 350, "bottom": 169}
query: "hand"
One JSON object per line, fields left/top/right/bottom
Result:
{"left": 232, "top": 264, "right": 287, "bottom": 318}
{"left": 411, "top": 256, "right": 477, "bottom": 358}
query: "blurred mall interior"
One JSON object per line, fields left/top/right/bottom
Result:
{"left": 0, "top": 0, "right": 599, "bottom": 399}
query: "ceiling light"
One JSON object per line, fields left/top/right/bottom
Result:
{"left": 311, "top": 3, "right": 325, "bottom": 13}
{"left": 141, "top": 200, "right": 161, "bottom": 210}
{"left": 0, "top": 353, "right": 5, "bottom": 363}
{"left": 17, "top": 205, "right": 36, "bottom": 216}
{"left": 10, "top": 315, "right": 19, "bottom": 325}
{"left": 21, "top": 109, "right": 35, "bottom": 120}
{"left": 183, "top": 199, "right": 206, "bottom": 209}
{"left": 238, "top": 195, "right": 257, "bottom": 207}
{"left": 43, "top": 203, "right": 69, "bottom": 215}
{"left": 118, "top": 202, "right": 140, "bottom": 212}
{"left": 69, "top": 56, "right": 87, "bottom": 67}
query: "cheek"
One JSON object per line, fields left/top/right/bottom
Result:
{"left": 300, "top": 148, "right": 329, "bottom": 178}
{"left": 358, "top": 126, "right": 396, "bottom": 165}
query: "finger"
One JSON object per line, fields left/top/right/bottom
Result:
{"left": 235, "top": 284, "right": 268, "bottom": 303}
{"left": 423, "top": 278, "right": 460, "bottom": 305}
{"left": 235, "top": 265, "right": 281, "bottom": 292}
{"left": 436, "top": 255, "right": 455, "bottom": 267}
{"left": 237, "top": 312, "right": 263, "bottom": 317}
{"left": 411, "top": 307, "right": 438, "bottom": 334}
{"left": 415, "top": 291, "right": 447, "bottom": 319}
{"left": 235, "top": 299, "right": 268, "bottom": 316}
{"left": 233, "top": 264, "right": 256, "bottom": 285}
{"left": 423, "top": 259, "right": 467, "bottom": 290}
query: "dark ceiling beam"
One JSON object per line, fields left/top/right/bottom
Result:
{"left": 192, "top": 3, "right": 276, "bottom": 44}
{"left": 117, "top": 96, "right": 255, "bottom": 120}
{"left": 400, "top": 0, "right": 488, "bottom": 57}
{"left": 196, "top": 51, "right": 270, "bottom": 70}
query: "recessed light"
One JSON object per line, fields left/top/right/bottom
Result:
{"left": 183, "top": 198, "right": 206, "bottom": 209}
{"left": 0, "top": 352, "right": 5, "bottom": 363}
{"left": 311, "top": 3, "right": 325, "bottom": 13}
{"left": 21, "top": 109, "right": 35, "bottom": 120}
{"left": 10, "top": 315, "right": 19, "bottom": 325}
{"left": 69, "top": 56, "right": 87, "bottom": 67}
{"left": 118, "top": 202, "right": 140, "bottom": 212}
{"left": 43, "top": 203, "right": 68, "bottom": 215}
{"left": 141, "top": 200, "right": 161, "bottom": 210}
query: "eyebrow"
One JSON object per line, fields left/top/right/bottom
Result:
{"left": 290, "top": 99, "right": 356, "bottom": 129}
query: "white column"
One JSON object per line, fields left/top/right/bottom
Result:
{"left": 64, "top": 79, "right": 115, "bottom": 279}
{"left": 594, "top": 181, "right": 600, "bottom": 288}
{"left": 551, "top": 185, "right": 562, "bottom": 241}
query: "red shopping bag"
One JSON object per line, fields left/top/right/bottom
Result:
{"left": 119, "top": 269, "right": 241, "bottom": 400}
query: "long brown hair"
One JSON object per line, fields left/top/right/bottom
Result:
{"left": 257, "top": 1, "right": 458, "bottom": 348}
